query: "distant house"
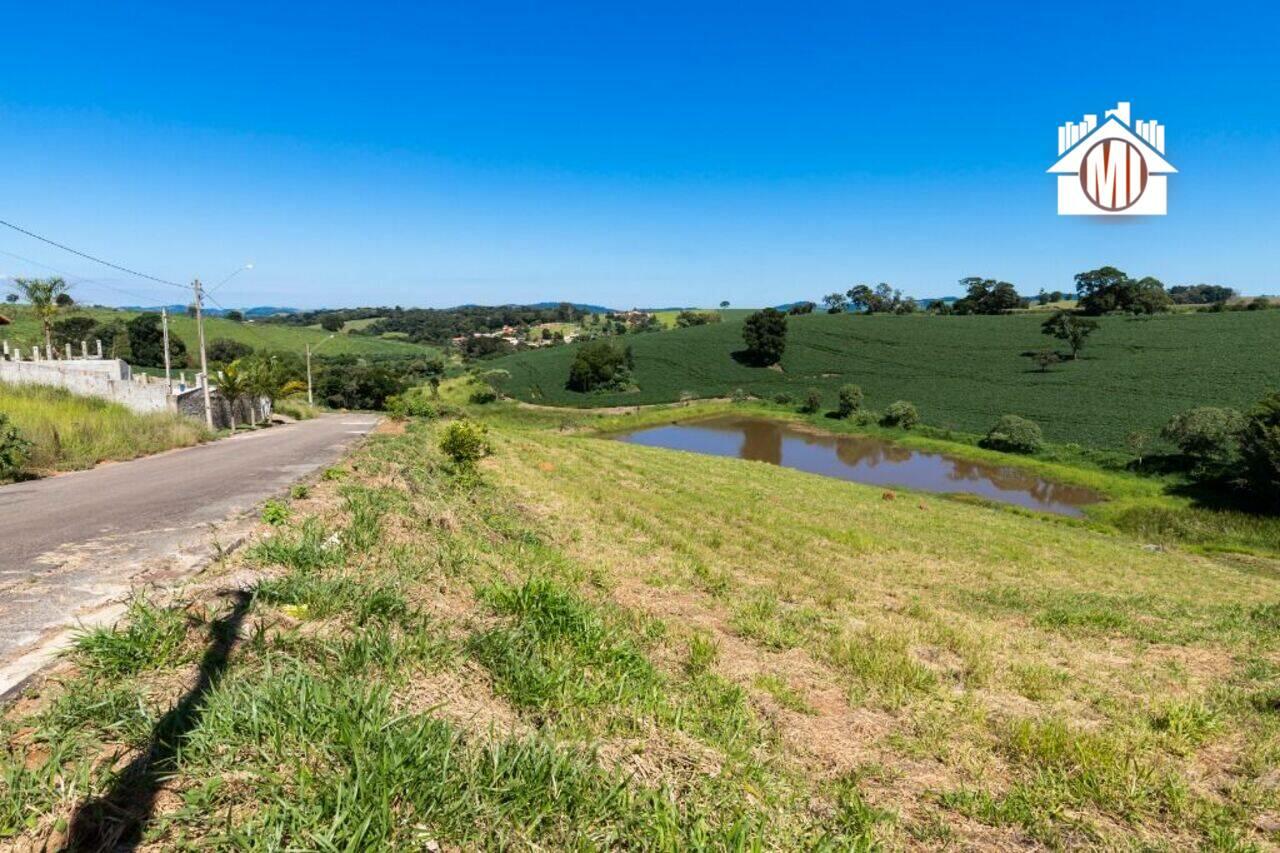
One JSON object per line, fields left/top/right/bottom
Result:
{"left": 613, "top": 310, "right": 652, "bottom": 325}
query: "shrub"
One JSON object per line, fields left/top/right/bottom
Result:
{"left": 730, "top": 387, "right": 750, "bottom": 403}
{"left": 261, "top": 499, "right": 291, "bottom": 526}
{"left": 980, "top": 414, "right": 1044, "bottom": 454}
{"left": 772, "top": 392, "right": 794, "bottom": 405}
{"left": 799, "top": 388, "right": 823, "bottom": 414}
{"left": 836, "top": 384, "right": 864, "bottom": 418}
{"left": 207, "top": 338, "right": 254, "bottom": 363}
{"left": 1161, "top": 407, "right": 1244, "bottom": 475}
{"left": 0, "top": 413, "right": 30, "bottom": 478}
{"left": 468, "top": 387, "right": 498, "bottom": 405}
{"left": 880, "top": 400, "right": 919, "bottom": 429}
{"left": 439, "top": 420, "right": 492, "bottom": 467}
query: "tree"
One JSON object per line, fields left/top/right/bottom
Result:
{"left": 207, "top": 338, "right": 254, "bottom": 363}
{"left": 846, "top": 285, "right": 874, "bottom": 313}
{"left": 787, "top": 301, "right": 815, "bottom": 315}
{"left": 4, "top": 293, "right": 17, "bottom": 304}
{"left": 741, "top": 308, "right": 787, "bottom": 366}
{"left": 1161, "top": 407, "right": 1245, "bottom": 476}
{"left": 822, "top": 293, "right": 848, "bottom": 314}
{"left": 1169, "top": 284, "right": 1235, "bottom": 305}
{"left": 1074, "top": 266, "right": 1172, "bottom": 315}
{"left": 1030, "top": 347, "right": 1061, "bottom": 372}
{"left": 315, "top": 364, "right": 404, "bottom": 409}
{"left": 928, "top": 298, "right": 953, "bottom": 315}
{"left": 225, "top": 309, "right": 244, "bottom": 322}
{"left": 567, "top": 340, "right": 627, "bottom": 392}
{"left": 719, "top": 300, "right": 730, "bottom": 308}
{"left": 675, "top": 310, "right": 719, "bottom": 327}
{"left": 1126, "top": 430, "right": 1151, "bottom": 468}
{"left": 1239, "top": 391, "right": 1280, "bottom": 510}
{"left": 980, "top": 415, "right": 1044, "bottom": 454}
{"left": 126, "top": 312, "right": 187, "bottom": 368}
{"left": 51, "top": 316, "right": 98, "bottom": 350}
{"left": 953, "top": 277, "right": 1023, "bottom": 314}
{"left": 54, "top": 292, "right": 74, "bottom": 308}
{"left": 214, "top": 362, "right": 250, "bottom": 430}
{"left": 800, "top": 388, "right": 822, "bottom": 414}
{"left": 1041, "top": 311, "right": 1098, "bottom": 359}
{"left": 320, "top": 316, "right": 344, "bottom": 332}
{"left": 10, "top": 277, "right": 71, "bottom": 353}
{"left": 439, "top": 420, "right": 492, "bottom": 468}
{"left": 836, "top": 384, "right": 863, "bottom": 418}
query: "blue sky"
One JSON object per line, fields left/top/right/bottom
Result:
{"left": 1, "top": 1, "right": 1278, "bottom": 309}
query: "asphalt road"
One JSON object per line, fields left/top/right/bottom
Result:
{"left": 0, "top": 414, "right": 379, "bottom": 668}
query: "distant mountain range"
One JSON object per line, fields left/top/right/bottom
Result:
{"left": 120, "top": 305, "right": 301, "bottom": 318}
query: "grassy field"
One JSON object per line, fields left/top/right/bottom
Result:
{"left": 3, "top": 403, "right": 1278, "bottom": 849}
{"left": 490, "top": 310, "right": 1280, "bottom": 451}
{"left": 0, "top": 306, "right": 435, "bottom": 360}
{"left": 0, "top": 382, "right": 207, "bottom": 478}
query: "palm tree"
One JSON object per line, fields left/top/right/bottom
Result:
{"left": 243, "top": 356, "right": 289, "bottom": 425}
{"left": 10, "top": 277, "right": 70, "bottom": 355}
{"left": 214, "top": 362, "right": 249, "bottom": 430}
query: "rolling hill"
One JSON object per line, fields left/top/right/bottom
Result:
{"left": 490, "top": 310, "right": 1280, "bottom": 451}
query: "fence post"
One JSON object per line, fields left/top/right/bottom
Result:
{"left": 81, "top": 340, "right": 88, "bottom": 358}
{"left": 96, "top": 339, "right": 103, "bottom": 358}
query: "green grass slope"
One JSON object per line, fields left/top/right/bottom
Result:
{"left": 1, "top": 306, "right": 435, "bottom": 359}
{"left": 0, "top": 382, "right": 208, "bottom": 477}
{"left": 491, "top": 311, "right": 1280, "bottom": 451}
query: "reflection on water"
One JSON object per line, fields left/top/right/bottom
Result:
{"left": 615, "top": 416, "right": 1101, "bottom": 517}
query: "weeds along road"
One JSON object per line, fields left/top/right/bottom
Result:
{"left": 0, "top": 414, "right": 379, "bottom": 672}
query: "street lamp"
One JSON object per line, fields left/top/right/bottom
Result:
{"left": 306, "top": 334, "right": 336, "bottom": 406}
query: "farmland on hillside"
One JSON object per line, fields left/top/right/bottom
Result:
{"left": 491, "top": 311, "right": 1280, "bottom": 451}
{"left": 0, "top": 306, "right": 435, "bottom": 360}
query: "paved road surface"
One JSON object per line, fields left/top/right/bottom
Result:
{"left": 0, "top": 415, "right": 379, "bottom": 670}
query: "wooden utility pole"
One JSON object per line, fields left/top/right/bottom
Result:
{"left": 161, "top": 307, "right": 172, "bottom": 387}
{"left": 193, "top": 279, "right": 213, "bottom": 429}
{"left": 305, "top": 342, "right": 313, "bottom": 406}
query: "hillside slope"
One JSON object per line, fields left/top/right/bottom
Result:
{"left": 1, "top": 306, "right": 435, "bottom": 360}
{"left": 491, "top": 311, "right": 1280, "bottom": 450}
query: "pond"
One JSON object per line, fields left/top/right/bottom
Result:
{"left": 614, "top": 415, "right": 1102, "bottom": 517}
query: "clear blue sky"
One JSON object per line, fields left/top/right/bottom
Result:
{"left": 2, "top": 1, "right": 1278, "bottom": 309}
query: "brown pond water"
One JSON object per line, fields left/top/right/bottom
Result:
{"left": 615, "top": 415, "right": 1102, "bottom": 517}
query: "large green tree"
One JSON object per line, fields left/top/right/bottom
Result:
{"left": 125, "top": 313, "right": 187, "bottom": 368}
{"left": 1041, "top": 311, "right": 1099, "bottom": 359}
{"left": 741, "top": 308, "right": 788, "bottom": 366}
{"left": 1074, "top": 267, "right": 1172, "bottom": 315}
{"left": 1240, "top": 391, "right": 1280, "bottom": 511}
{"left": 566, "top": 340, "right": 627, "bottom": 392}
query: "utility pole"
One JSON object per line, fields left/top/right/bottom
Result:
{"left": 306, "top": 334, "right": 334, "bottom": 407}
{"left": 193, "top": 279, "right": 213, "bottom": 429}
{"left": 161, "top": 307, "right": 172, "bottom": 387}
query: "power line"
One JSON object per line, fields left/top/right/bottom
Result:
{"left": 0, "top": 247, "right": 180, "bottom": 306}
{"left": 0, "top": 218, "right": 188, "bottom": 291}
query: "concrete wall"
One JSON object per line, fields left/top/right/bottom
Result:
{"left": 0, "top": 358, "right": 174, "bottom": 414}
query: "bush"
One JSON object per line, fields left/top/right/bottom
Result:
{"left": 261, "top": 499, "right": 291, "bottom": 526}
{"left": 1239, "top": 391, "right": 1280, "bottom": 509}
{"left": 980, "top": 415, "right": 1044, "bottom": 454}
{"left": 880, "top": 400, "right": 919, "bottom": 429}
{"left": 439, "top": 420, "right": 492, "bottom": 467}
{"left": 799, "top": 388, "right": 823, "bottom": 414}
{"left": 836, "top": 384, "right": 864, "bottom": 418}
{"left": 772, "top": 392, "right": 794, "bottom": 405}
{"left": 207, "top": 338, "right": 254, "bottom": 363}
{"left": 468, "top": 387, "right": 499, "bottom": 404}
{"left": 1161, "top": 407, "right": 1244, "bottom": 475}
{"left": 387, "top": 393, "right": 444, "bottom": 418}
{"left": 0, "top": 413, "right": 30, "bottom": 477}
{"left": 730, "top": 387, "right": 750, "bottom": 403}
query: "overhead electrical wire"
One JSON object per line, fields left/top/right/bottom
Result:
{"left": 0, "top": 218, "right": 189, "bottom": 291}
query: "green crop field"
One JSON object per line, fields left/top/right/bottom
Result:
{"left": 491, "top": 310, "right": 1280, "bottom": 451}
{"left": 0, "top": 306, "right": 435, "bottom": 360}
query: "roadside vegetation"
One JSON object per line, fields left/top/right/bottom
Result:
{"left": 0, "top": 382, "right": 207, "bottom": 479}
{"left": 3, "top": 399, "right": 1278, "bottom": 849}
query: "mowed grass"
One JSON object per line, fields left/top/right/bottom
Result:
{"left": 0, "top": 382, "right": 207, "bottom": 477}
{"left": 0, "top": 306, "right": 435, "bottom": 360}
{"left": 4, "top": 411, "right": 1279, "bottom": 849}
{"left": 491, "top": 310, "right": 1280, "bottom": 451}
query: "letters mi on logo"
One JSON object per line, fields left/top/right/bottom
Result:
{"left": 1048, "top": 101, "right": 1176, "bottom": 215}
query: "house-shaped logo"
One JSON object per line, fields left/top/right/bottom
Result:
{"left": 1047, "top": 101, "right": 1176, "bottom": 216}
